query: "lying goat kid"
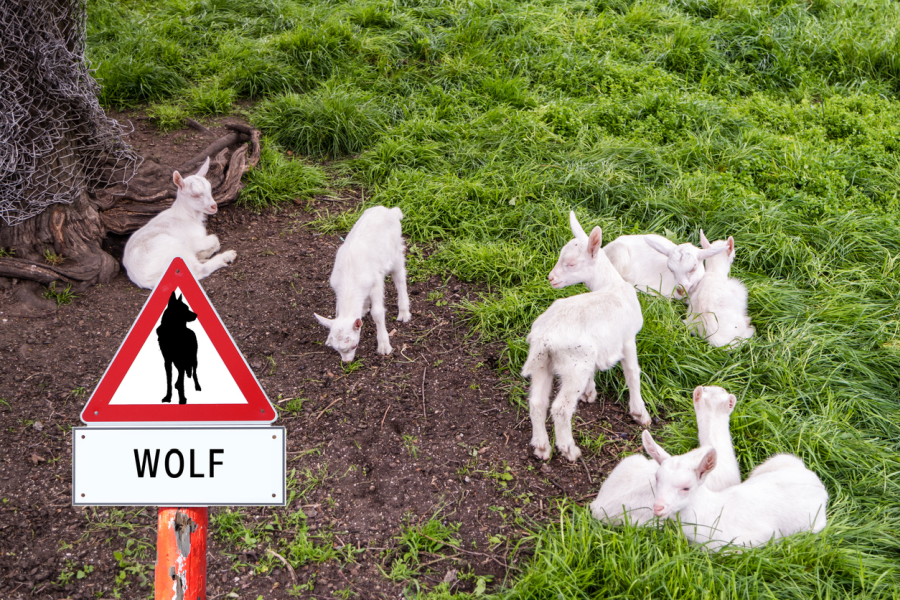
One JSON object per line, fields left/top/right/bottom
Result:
{"left": 123, "top": 157, "right": 236, "bottom": 289}
{"left": 548, "top": 212, "right": 682, "bottom": 298}
{"left": 683, "top": 230, "right": 755, "bottom": 348}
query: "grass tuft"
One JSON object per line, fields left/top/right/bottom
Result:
{"left": 254, "top": 83, "right": 388, "bottom": 158}
{"left": 239, "top": 139, "right": 328, "bottom": 211}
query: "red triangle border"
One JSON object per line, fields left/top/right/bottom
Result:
{"left": 80, "top": 257, "right": 276, "bottom": 424}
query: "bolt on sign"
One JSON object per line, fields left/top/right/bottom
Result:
{"left": 71, "top": 257, "right": 286, "bottom": 600}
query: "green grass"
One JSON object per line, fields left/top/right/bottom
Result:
{"left": 87, "top": 0, "right": 900, "bottom": 597}
{"left": 240, "top": 139, "right": 328, "bottom": 211}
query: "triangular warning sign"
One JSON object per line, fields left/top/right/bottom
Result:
{"left": 81, "top": 257, "right": 276, "bottom": 424}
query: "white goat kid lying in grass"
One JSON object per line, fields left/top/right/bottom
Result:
{"left": 123, "top": 157, "right": 236, "bottom": 289}
{"left": 645, "top": 433, "right": 828, "bottom": 551}
{"left": 314, "top": 206, "right": 411, "bottom": 362}
{"left": 644, "top": 234, "right": 728, "bottom": 297}
{"left": 683, "top": 230, "right": 755, "bottom": 348}
{"left": 525, "top": 221, "right": 649, "bottom": 462}
{"left": 590, "top": 386, "right": 741, "bottom": 525}
{"left": 548, "top": 212, "right": 682, "bottom": 298}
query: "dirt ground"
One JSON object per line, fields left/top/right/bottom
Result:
{"left": 0, "top": 114, "right": 648, "bottom": 599}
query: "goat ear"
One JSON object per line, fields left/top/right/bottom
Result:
{"left": 569, "top": 211, "right": 588, "bottom": 240}
{"left": 642, "top": 430, "right": 671, "bottom": 465}
{"left": 726, "top": 236, "right": 735, "bottom": 256}
{"left": 727, "top": 394, "right": 736, "bottom": 411}
{"left": 645, "top": 236, "right": 673, "bottom": 257}
{"left": 195, "top": 156, "right": 210, "bottom": 179}
{"left": 699, "top": 229, "right": 711, "bottom": 249}
{"left": 695, "top": 447, "right": 717, "bottom": 482}
{"left": 313, "top": 313, "right": 333, "bottom": 329}
{"left": 698, "top": 244, "right": 727, "bottom": 260}
{"left": 692, "top": 386, "right": 703, "bottom": 404}
{"left": 587, "top": 227, "right": 603, "bottom": 257}
{"left": 173, "top": 170, "right": 185, "bottom": 190}
{"left": 353, "top": 318, "right": 362, "bottom": 330}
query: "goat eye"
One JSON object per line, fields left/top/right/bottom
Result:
{"left": 682, "top": 487, "right": 690, "bottom": 492}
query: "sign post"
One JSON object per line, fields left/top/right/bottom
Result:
{"left": 155, "top": 507, "right": 208, "bottom": 600}
{"left": 73, "top": 257, "right": 285, "bottom": 600}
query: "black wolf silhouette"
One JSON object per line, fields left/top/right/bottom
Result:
{"left": 158, "top": 292, "right": 201, "bottom": 404}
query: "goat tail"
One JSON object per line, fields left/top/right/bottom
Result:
{"left": 392, "top": 206, "right": 404, "bottom": 220}
{"left": 521, "top": 342, "right": 549, "bottom": 379}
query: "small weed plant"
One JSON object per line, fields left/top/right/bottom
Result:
{"left": 43, "top": 282, "right": 77, "bottom": 306}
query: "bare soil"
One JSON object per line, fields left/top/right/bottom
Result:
{"left": 0, "top": 114, "right": 647, "bottom": 599}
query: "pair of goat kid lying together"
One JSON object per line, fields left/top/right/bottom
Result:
{"left": 123, "top": 161, "right": 824, "bottom": 550}
{"left": 591, "top": 385, "right": 828, "bottom": 551}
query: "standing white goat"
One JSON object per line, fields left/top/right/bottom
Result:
{"left": 590, "top": 386, "right": 741, "bottom": 525}
{"left": 123, "top": 157, "right": 236, "bottom": 289}
{"left": 683, "top": 230, "right": 755, "bottom": 348}
{"left": 524, "top": 219, "right": 649, "bottom": 462}
{"left": 644, "top": 235, "right": 728, "bottom": 297}
{"left": 645, "top": 433, "right": 828, "bottom": 551}
{"left": 314, "top": 206, "right": 411, "bottom": 362}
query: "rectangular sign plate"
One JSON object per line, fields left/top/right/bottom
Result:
{"left": 73, "top": 427, "right": 285, "bottom": 506}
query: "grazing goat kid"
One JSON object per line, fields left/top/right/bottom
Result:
{"left": 314, "top": 206, "right": 411, "bottom": 362}
{"left": 645, "top": 433, "right": 828, "bottom": 551}
{"left": 644, "top": 235, "right": 728, "bottom": 297}
{"left": 524, "top": 220, "right": 649, "bottom": 462}
{"left": 548, "top": 212, "right": 682, "bottom": 298}
{"left": 590, "top": 386, "right": 741, "bottom": 525}
{"left": 123, "top": 157, "right": 236, "bottom": 289}
{"left": 684, "top": 230, "right": 755, "bottom": 348}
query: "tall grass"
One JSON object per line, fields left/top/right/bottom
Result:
{"left": 88, "top": 0, "right": 900, "bottom": 596}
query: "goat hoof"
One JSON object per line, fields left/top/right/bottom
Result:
{"left": 222, "top": 250, "right": 237, "bottom": 264}
{"left": 582, "top": 389, "right": 597, "bottom": 404}
{"left": 531, "top": 438, "right": 551, "bottom": 460}
{"left": 397, "top": 311, "right": 412, "bottom": 323}
{"left": 532, "top": 446, "right": 551, "bottom": 461}
{"left": 558, "top": 444, "right": 582, "bottom": 462}
{"left": 631, "top": 411, "right": 651, "bottom": 426}
{"left": 377, "top": 344, "right": 393, "bottom": 355}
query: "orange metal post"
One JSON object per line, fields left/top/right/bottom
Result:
{"left": 155, "top": 507, "right": 208, "bottom": 600}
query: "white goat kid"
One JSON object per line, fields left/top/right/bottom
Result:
{"left": 524, "top": 223, "right": 649, "bottom": 462}
{"left": 684, "top": 230, "right": 755, "bottom": 348}
{"left": 646, "top": 434, "right": 828, "bottom": 551}
{"left": 590, "top": 386, "right": 741, "bottom": 525}
{"left": 314, "top": 206, "right": 411, "bottom": 362}
{"left": 547, "top": 212, "right": 682, "bottom": 298}
{"left": 123, "top": 157, "right": 236, "bottom": 289}
{"left": 644, "top": 235, "right": 728, "bottom": 297}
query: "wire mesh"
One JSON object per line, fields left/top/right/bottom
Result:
{"left": 0, "top": 0, "right": 140, "bottom": 226}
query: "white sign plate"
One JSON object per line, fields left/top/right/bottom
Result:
{"left": 73, "top": 427, "right": 285, "bottom": 506}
